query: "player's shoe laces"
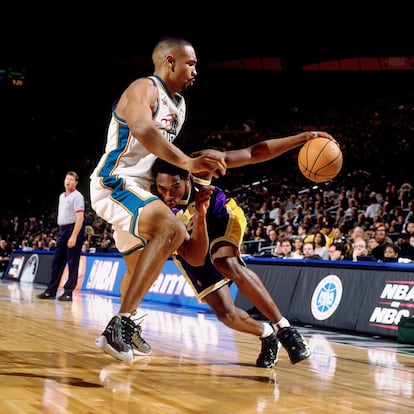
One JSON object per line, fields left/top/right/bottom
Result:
{"left": 256, "top": 330, "right": 280, "bottom": 368}
{"left": 276, "top": 326, "right": 311, "bottom": 364}
{"left": 129, "top": 312, "right": 152, "bottom": 356}
{"left": 95, "top": 315, "right": 134, "bottom": 364}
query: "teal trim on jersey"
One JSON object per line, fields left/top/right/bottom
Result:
{"left": 103, "top": 175, "right": 159, "bottom": 234}
{"left": 98, "top": 121, "right": 131, "bottom": 178}
{"left": 122, "top": 241, "right": 147, "bottom": 256}
{"left": 150, "top": 75, "right": 183, "bottom": 107}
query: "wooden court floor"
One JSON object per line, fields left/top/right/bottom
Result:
{"left": 0, "top": 279, "right": 413, "bottom": 413}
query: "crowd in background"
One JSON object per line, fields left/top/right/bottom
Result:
{"left": 1, "top": 93, "right": 414, "bottom": 275}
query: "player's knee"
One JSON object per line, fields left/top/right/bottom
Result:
{"left": 162, "top": 217, "right": 187, "bottom": 249}
{"left": 214, "top": 308, "right": 237, "bottom": 327}
{"left": 213, "top": 256, "right": 239, "bottom": 274}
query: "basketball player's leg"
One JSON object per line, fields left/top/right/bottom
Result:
{"left": 204, "top": 285, "right": 279, "bottom": 367}
{"left": 205, "top": 285, "right": 264, "bottom": 335}
{"left": 211, "top": 246, "right": 310, "bottom": 364}
{"left": 118, "top": 199, "right": 188, "bottom": 312}
{"left": 95, "top": 197, "right": 188, "bottom": 363}
{"left": 211, "top": 242, "right": 283, "bottom": 323}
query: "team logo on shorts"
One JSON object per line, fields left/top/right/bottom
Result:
{"left": 311, "top": 275, "right": 343, "bottom": 321}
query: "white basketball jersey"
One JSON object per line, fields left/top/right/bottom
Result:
{"left": 91, "top": 75, "right": 187, "bottom": 191}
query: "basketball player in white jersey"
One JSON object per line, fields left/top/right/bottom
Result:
{"left": 90, "top": 37, "right": 227, "bottom": 364}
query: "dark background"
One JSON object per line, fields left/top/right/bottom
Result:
{"left": 1, "top": 9, "right": 413, "bottom": 215}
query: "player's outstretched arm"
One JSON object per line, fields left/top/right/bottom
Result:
{"left": 196, "top": 131, "right": 336, "bottom": 169}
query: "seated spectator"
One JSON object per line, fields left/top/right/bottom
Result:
{"left": 352, "top": 236, "right": 375, "bottom": 262}
{"left": 280, "top": 238, "right": 300, "bottom": 259}
{"left": 313, "top": 231, "right": 330, "bottom": 260}
{"left": 318, "top": 218, "right": 335, "bottom": 247}
{"left": 82, "top": 240, "right": 90, "bottom": 253}
{"left": 328, "top": 242, "right": 348, "bottom": 261}
{"left": 297, "top": 223, "right": 309, "bottom": 240}
{"left": 272, "top": 239, "right": 284, "bottom": 258}
{"left": 383, "top": 242, "right": 400, "bottom": 262}
{"left": 302, "top": 242, "right": 322, "bottom": 259}
{"left": 367, "top": 236, "right": 379, "bottom": 254}
{"left": 331, "top": 227, "right": 346, "bottom": 244}
{"left": 291, "top": 237, "right": 304, "bottom": 258}
{"left": 349, "top": 226, "right": 366, "bottom": 244}
{"left": 365, "top": 196, "right": 382, "bottom": 225}
{"left": 395, "top": 233, "right": 414, "bottom": 261}
{"left": 371, "top": 223, "right": 393, "bottom": 261}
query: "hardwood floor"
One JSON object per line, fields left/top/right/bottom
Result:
{"left": 0, "top": 280, "right": 413, "bottom": 413}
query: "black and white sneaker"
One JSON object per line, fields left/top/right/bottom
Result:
{"left": 256, "top": 330, "right": 280, "bottom": 368}
{"left": 276, "top": 326, "right": 311, "bottom": 364}
{"left": 95, "top": 315, "right": 134, "bottom": 364}
{"left": 129, "top": 313, "right": 152, "bottom": 356}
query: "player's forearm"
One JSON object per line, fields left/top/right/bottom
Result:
{"left": 226, "top": 133, "right": 308, "bottom": 168}
{"left": 178, "top": 214, "right": 208, "bottom": 266}
{"left": 137, "top": 129, "right": 192, "bottom": 169}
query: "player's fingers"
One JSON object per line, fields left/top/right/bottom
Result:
{"left": 211, "top": 158, "right": 227, "bottom": 176}
{"left": 311, "top": 131, "right": 339, "bottom": 146}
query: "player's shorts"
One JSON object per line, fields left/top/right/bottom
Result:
{"left": 90, "top": 176, "right": 158, "bottom": 255}
{"left": 173, "top": 198, "right": 247, "bottom": 303}
{"left": 209, "top": 198, "right": 247, "bottom": 254}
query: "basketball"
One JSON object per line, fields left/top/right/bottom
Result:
{"left": 298, "top": 137, "right": 343, "bottom": 183}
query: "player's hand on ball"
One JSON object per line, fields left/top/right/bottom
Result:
{"left": 306, "top": 131, "right": 339, "bottom": 146}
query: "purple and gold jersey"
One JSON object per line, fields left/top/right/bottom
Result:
{"left": 173, "top": 183, "right": 247, "bottom": 302}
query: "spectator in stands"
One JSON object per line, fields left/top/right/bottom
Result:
{"left": 328, "top": 242, "right": 348, "bottom": 261}
{"left": 395, "top": 233, "right": 414, "bottom": 262}
{"left": 371, "top": 223, "right": 393, "bottom": 261}
{"left": 271, "top": 239, "right": 284, "bottom": 258}
{"left": 291, "top": 205, "right": 304, "bottom": 230}
{"left": 365, "top": 196, "right": 382, "bottom": 225}
{"left": 302, "top": 242, "right": 322, "bottom": 259}
{"left": 405, "top": 221, "right": 414, "bottom": 237}
{"left": 284, "top": 224, "right": 295, "bottom": 240}
{"left": 331, "top": 227, "right": 346, "bottom": 244}
{"left": 334, "top": 207, "right": 347, "bottom": 230}
{"left": 268, "top": 200, "right": 281, "bottom": 226}
{"left": 285, "top": 194, "right": 298, "bottom": 211}
{"left": 343, "top": 207, "right": 359, "bottom": 234}
{"left": 97, "top": 231, "right": 117, "bottom": 253}
{"left": 348, "top": 226, "right": 366, "bottom": 244}
{"left": 351, "top": 237, "right": 373, "bottom": 261}
{"left": 367, "top": 236, "right": 379, "bottom": 255}
{"left": 297, "top": 223, "right": 309, "bottom": 240}
{"left": 256, "top": 201, "right": 270, "bottom": 222}
{"left": 313, "top": 231, "right": 329, "bottom": 260}
{"left": 82, "top": 240, "right": 90, "bottom": 253}
{"left": 397, "top": 182, "right": 412, "bottom": 209}
{"left": 344, "top": 198, "right": 359, "bottom": 217}
{"left": 356, "top": 211, "right": 370, "bottom": 231}
{"left": 292, "top": 237, "right": 304, "bottom": 258}
{"left": 403, "top": 200, "right": 414, "bottom": 226}
{"left": 320, "top": 219, "right": 334, "bottom": 247}
{"left": 383, "top": 243, "right": 399, "bottom": 262}
{"left": 280, "top": 238, "right": 297, "bottom": 259}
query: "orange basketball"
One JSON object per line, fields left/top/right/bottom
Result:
{"left": 298, "top": 137, "right": 343, "bottom": 183}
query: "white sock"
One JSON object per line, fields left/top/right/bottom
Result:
{"left": 260, "top": 322, "right": 275, "bottom": 338}
{"left": 118, "top": 312, "right": 131, "bottom": 317}
{"left": 273, "top": 317, "right": 290, "bottom": 331}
